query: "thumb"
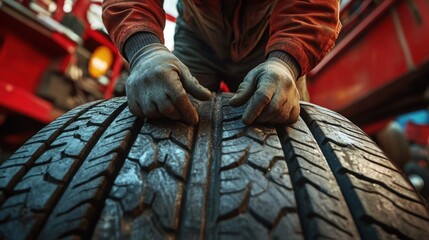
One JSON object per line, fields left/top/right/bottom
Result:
{"left": 229, "top": 68, "right": 259, "bottom": 107}
{"left": 180, "top": 64, "right": 212, "bottom": 101}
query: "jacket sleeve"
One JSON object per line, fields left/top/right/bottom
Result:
{"left": 266, "top": 1, "right": 341, "bottom": 76}
{"left": 102, "top": 0, "right": 165, "bottom": 55}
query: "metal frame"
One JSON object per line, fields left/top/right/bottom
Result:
{"left": 308, "top": 0, "right": 429, "bottom": 135}
{"left": 0, "top": 0, "right": 124, "bottom": 122}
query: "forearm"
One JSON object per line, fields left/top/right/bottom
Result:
{"left": 102, "top": 0, "right": 165, "bottom": 58}
{"left": 266, "top": 1, "right": 341, "bottom": 76}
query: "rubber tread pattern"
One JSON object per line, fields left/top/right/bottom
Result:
{"left": 276, "top": 117, "right": 359, "bottom": 239}
{"left": 216, "top": 95, "right": 302, "bottom": 240}
{"left": 0, "top": 94, "right": 428, "bottom": 240}
{"left": 38, "top": 101, "right": 144, "bottom": 239}
{"left": 0, "top": 101, "right": 100, "bottom": 206}
{"left": 92, "top": 100, "right": 198, "bottom": 240}
{"left": 0, "top": 99, "right": 121, "bottom": 239}
{"left": 300, "top": 102, "right": 429, "bottom": 239}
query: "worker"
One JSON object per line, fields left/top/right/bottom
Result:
{"left": 102, "top": 1, "right": 341, "bottom": 125}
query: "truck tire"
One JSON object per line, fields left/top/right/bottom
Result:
{"left": 0, "top": 94, "right": 428, "bottom": 240}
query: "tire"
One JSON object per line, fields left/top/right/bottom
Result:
{"left": 0, "top": 94, "right": 428, "bottom": 240}
{"left": 376, "top": 121, "right": 411, "bottom": 169}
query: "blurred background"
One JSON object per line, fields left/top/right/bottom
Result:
{"left": 0, "top": 0, "right": 428, "bottom": 198}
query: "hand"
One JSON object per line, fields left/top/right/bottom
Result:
{"left": 127, "top": 43, "right": 212, "bottom": 125}
{"left": 229, "top": 57, "right": 300, "bottom": 125}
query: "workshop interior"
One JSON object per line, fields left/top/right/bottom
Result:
{"left": 1, "top": 0, "right": 429, "bottom": 239}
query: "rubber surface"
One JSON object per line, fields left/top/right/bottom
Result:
{"left": 0, "top": 94, "right": 428, "bottom": 239}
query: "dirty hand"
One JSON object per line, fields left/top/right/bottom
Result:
{"left": 127, "top": 43, "right": 212, "bottom": 125}
{"left": 229, "top": 57, "right": 300, "bottom": 125}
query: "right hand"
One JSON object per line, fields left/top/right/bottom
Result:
{"left": 127, "top": 43, "right": 212, "bottom": 125}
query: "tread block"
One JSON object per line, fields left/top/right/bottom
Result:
{"left": 216, "top": 96, "right": 302, "bottom": 239}
{"left": 1, "top": 95, "right": 428, "bottom": 239}
{"left": 301, "top": 102, "right": 429, "bottom": 239}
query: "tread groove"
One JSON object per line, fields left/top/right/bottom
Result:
{"left": 206, "top": 95, "right": 224, "bottom": 240}
{"left": 277, "top": 117, "right": 358, "bottom": 238}
{"left": 176, "top": 122, "right": 198, "bottom": 236}
{"left": 178, "top": 98, "right": 215, "bottom": 239}
{"left": 308, "top": 212, "right": 353, "bottom": 237}
{"left": 300, "top": 105, "right": 429, "bottom": 239}
{"left": 216, "top": 183, "right": 251, "bottom": 222}
{"left": 2, "top": 96, "right": 429, "bottom": 239}
{"left": 363, "top": 216, "right": 411, "bottom": 240}
{"left": 339, "top": 168, "right": 421, "bottom": 204}
{"left": 33, "top": 101, "right": 128, "bottom": 239}
{"left": 220, "top": 147, "right": 249, "bottom": 171}
{"left": 0, "top": 101, "right": 102, "bottom": 206}
{"left": 353, "top": 186, "right": 429, "bottom": 221}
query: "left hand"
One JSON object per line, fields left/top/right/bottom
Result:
{"left": 229, "top": 57, "right": 300, "bottom": 125}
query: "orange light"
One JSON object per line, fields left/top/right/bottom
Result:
{"left": 88, "top": 46, "right": 113, "bottom": 78}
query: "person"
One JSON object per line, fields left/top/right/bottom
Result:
{"left": 102, "top": 1, "right": 341, "bottom": 125}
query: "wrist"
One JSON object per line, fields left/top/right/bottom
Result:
{"left": 268, "top": 51, "right": 301, "bottom": 80}
{"left": 124, "top": 32, "right": 161, "bottom": 61}
{"left": 129, "top": 43, "right": 170, "bottom": 70}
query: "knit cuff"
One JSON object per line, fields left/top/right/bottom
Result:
{"left": 268, "top": 51, "right": 301, "bottom": 80}
{"left": 123, "top": 32, "right": 161, "bottom": 61}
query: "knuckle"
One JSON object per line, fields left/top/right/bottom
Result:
{"left": 128, "top": 103, "right": 141, "bottom": 117}
{"left": 167, "top": 79, "right": 183, "bottom": 91}
{"left": 140, "top": 103, "right": 154, "bottom": 117}
{"left": 172, "top": 91, "right": 188, "bottom": 103}
{"left": 270, "top": 106, "right": 281, "bottom": 115}
{"left": 290, "top": 114, "right": 299, "bottom": 123}
{"left": 278, "top": 111, "right": 289, "bottom": 122}
{"left": 152, "top": 68, "right": 164, "bottom": 78}
{"left": 289, "top": 107, "right": 300, "bottom": 123}
{"left": 161, "top": 103, "right": 175, "bottom": 115}
{"left": 254, "top": 91, "right": 271, "bottom": 104}
{"left": 283, "top": 78, "right": 293, "bottom": 88}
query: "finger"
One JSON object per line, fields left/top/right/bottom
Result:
{"left": 242, "top": 83, "right": 276, "bottom": 125}
{"left": 265, "top": 99, "right": 290, "bottom": 124}
{"left": 157, "top": 95, "right": 181, "bottom": 120}
{"left": 268, "top": 103, "right": 300, "bottom": 124}
{"left": 126, "top": 76, "right": 145, "bottom": 117}
{"left": 229, "top": 69, "right": 260, "bottom": 107}
{"left": 165, "top": 73, "right": 199, "bottom": 124}
{"left": 127, "top": 97, "right": 144, "bottom": 117}
{"left": 286, "top": 105, "right": 300, "bottom": 124}
{"left": 179, "top": 64, "right": 212, "bottom": 101}
{"left": 170, "top": 90, "right": 199, "bottom": 125}
{"left": 254, "top": 93, "right": 284, "bottom": 123}
{"left": 142, "top": 101, "right": 162, "bottom": 118}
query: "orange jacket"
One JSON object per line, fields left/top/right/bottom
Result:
{"left": 102, "top": 0, "right": 341, "bottom": 75}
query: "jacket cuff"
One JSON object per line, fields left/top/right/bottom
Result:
{"left": 268, "top": 51, "right": 301, "bottom": 80}
{"left": 124, "top": 32, "right": 161, "bottom": 61}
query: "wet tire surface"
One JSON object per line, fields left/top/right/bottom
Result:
{"left": 0, "top": 93, "right": 428, "bottom": 239}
